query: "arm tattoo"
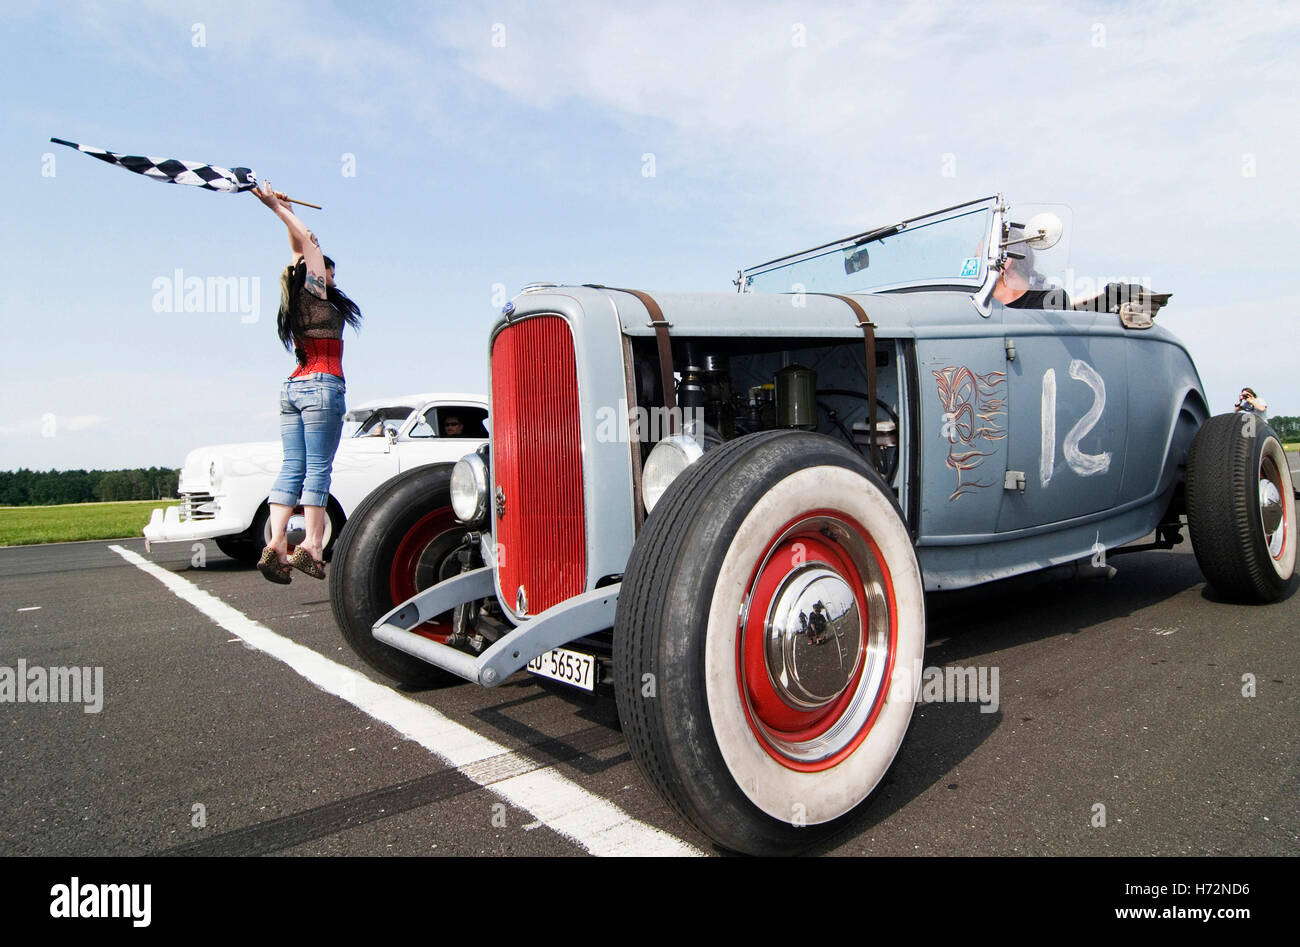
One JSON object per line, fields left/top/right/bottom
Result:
{"left": 306, "top": 270, "right": 328, "bottom": 299}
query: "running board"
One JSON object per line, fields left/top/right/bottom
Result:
{"left": 372, "top": 574, "right": 620, "bottom": 687}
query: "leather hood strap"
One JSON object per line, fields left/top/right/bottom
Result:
{"left": 811, "top": 293, "right": 880, "bottom": 470}
{"left": 588, "top": 285, "right": 678, "bottom": 432}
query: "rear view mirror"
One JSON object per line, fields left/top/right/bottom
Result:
{"left": 843, "top": 246, "right": 870, "bottom": 275}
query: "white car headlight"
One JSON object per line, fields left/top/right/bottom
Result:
{"left": 642, "top": 434, "right": 706, "bottom": 513}
{"left": 451, "top": 452, "right": 489, "bottom": 525}
{"left": 209, "top": 459, "right": 224, "bottom": 492}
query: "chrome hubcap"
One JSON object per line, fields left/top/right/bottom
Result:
{"left": 1260, "top": 472, "right": 1284, "bottom": 557}
{"left": 764, "top": 564, "right": 862, "bottom": 709}
{"left": 737, "top": 513, "right": 894, "bottom": 766}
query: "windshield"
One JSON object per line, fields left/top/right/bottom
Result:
{"left": 352, "top": 407, "right": 413, "bottom": 438}
{"left": 741, "top": 197, "right": 998, "bottom": 295}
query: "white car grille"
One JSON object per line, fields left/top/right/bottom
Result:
{"left": 179, "top": 493, "right": 219, "bottom": 522}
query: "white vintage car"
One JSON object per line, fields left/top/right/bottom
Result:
{"left": 143, "top": 392, "right": 488, "bottom": 563}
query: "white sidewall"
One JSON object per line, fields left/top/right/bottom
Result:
{"left": 1262, "top": 437, "right": 1297, "bottom": 579}
{"left": 262, "top": 505, "right": 336, "bottom": 548}
{"left": 704, "top": 465, "right": 926, "bottom": 825}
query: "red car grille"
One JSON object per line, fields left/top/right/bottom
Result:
{"left": 491, "top": 315, "right": 586, "bottom": 615}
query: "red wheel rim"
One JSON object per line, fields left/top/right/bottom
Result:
{"left": 389, "top": 508, "right": 462, "bottom": 643}
{"left": 736, "top": 511, "right": 897, "bottom": 772}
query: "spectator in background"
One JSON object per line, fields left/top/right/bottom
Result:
{"left": 1235, "top": 387, "right": 1268, "bottom": 418}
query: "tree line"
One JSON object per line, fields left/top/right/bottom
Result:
{"left": 0, "top": 468, "right": 180, "bottom": 506}
{"left": 1, "top": 415, "right": 1294, "bottom": 508}
{"left": 1268, "top": 416, "right": 1299, "bottom": 442}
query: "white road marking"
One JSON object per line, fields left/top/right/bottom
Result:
{"left": 17, "top": 606, "right": 42, "bottom": 612}
{"left": 109, "top": 545, "right": 700, "bottom": 857}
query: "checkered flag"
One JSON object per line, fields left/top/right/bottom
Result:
{"left": 50, "top": 137, "right": 257, "bottom": 193}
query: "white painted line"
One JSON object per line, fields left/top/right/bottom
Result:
{"left": 109, "top": 545, "right": 701, "bottom": 857}
{"left": 17, "top": 606, "right": 42, "bottom": 612}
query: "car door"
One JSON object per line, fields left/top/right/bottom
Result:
{"left": 996, "top": 305, "right": 1128, "bottom": 533}
{"left": 330, "top": 410, "right": 407, "bottom": 495}
{"left": 395, "top": 402, "right": 489, "bottom": 471}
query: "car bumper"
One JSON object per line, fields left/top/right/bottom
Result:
{"left": 143, "top": 505, "right": 250, "bottom": 547}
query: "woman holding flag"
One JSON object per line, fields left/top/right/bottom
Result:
{"left": 49, "top": 139, "right": 360, "bottom": 582}
{"left": 251, "top": 180, "right": 362, "bottom": 583}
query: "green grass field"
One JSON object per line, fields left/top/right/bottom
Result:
{"left": 0, "top": 499, "right": 176, "bottom": 547}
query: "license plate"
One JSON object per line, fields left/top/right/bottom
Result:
{"left": 526, "top": 647, "right": 596, "bottom": 691}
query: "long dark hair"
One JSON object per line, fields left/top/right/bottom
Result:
{"left": 276, "top": 255, "right": 363, "bottom": 359}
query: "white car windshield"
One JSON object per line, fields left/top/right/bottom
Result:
{"left": 352, "top": 407, "right": 413, "bottom": 438}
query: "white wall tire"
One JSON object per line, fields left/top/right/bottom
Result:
{"left": 614, "top": 431, "right": 925, "bottom": 855}
{"left": 260, "top": 501, "right": 343, "bottom": 556}
{"left": 1186, "top": 414, "right": 1297, "bottom": 602}
{"left": 704, "top": 465, "right": 925, "bottom": 824}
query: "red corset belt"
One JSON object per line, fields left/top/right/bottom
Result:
{"left": 290, "top": 338, "right": 344, "bottom": 379}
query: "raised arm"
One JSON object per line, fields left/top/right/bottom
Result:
{"left": 286, "top": 217, "right": 305, "bottom": 258}
{"left": 251, "top": 179, "right": 328, "bottom": 297}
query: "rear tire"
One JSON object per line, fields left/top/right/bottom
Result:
{"left": 614, "top": 431, "right": 925, "bottom": 855}
{"left": 213, "top": 505, "right": 273, "bottom": 565}
{"left": 1186, "top": 413, "right": 1296, "bottom": 602}
{"left": 215, "top": 535, "right": 260, "bottom": 564}
{"left": 329, "top": 466, "right": 469, "bottom": 687}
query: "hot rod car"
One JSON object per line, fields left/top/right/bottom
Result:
{"left": 328, "top": 195, "right": 1294, "bottom": 855}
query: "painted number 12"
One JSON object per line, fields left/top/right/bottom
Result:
{"left": 1040, "top": 359, "right": 1111, "bottom": 488}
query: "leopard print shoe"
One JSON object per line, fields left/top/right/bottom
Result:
{"left": 287, "top": 546, "right": 326, "bottom": 580}
{"left": 257, "top": 546, "right": 293, "bottom": 584}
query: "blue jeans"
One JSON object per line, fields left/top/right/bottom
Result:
{"left": 269, "top": 373, "right": 346, "bottom": 508}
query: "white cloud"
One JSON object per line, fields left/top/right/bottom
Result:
{"left": 0, "top": 414, "right": 109, "bottom": 438}
{"left": 437, "top": 0, "right": 1300, "bottom": 241}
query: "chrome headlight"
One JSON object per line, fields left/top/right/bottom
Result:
{"left": 451, "top": 451, "right": 489, "bottom": 526}
{"left": 642, "top": 434, "right": 706, "bottom": 513}
{"left": 208, "top": 459, "right": 224, "bottom": 492}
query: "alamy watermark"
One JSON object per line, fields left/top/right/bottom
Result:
{"left": 890, "top": 658, "right": 1000, "bottom": 713}
{"left": 152, "top": 268, "right": 260, "bottom": 323}
{"left": 594, "top": 399, "right": 706, "bottom": 443}
{"left": 50, "top": 877, "right": 150, "bottom": 927}
{"left": 0, "top": 660, "right": 103, "bottom": 713}
{"left": 1038, "top": 268, "right": 1153, "bottom": 306}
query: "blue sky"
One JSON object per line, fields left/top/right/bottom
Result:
{"left": 2, "top": 0, "right": 1298, "bottom": 470}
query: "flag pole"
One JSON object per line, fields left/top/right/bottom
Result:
{"left": 283, "top": 197, "right": 323, "bottom": 210}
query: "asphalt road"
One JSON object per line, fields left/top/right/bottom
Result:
{"left": 1, "top": 535, "right": 1296, "bottom": 857}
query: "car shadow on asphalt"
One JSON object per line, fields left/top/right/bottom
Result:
{"left": 468, "top": 683, "right": 630, "bottom": 777}
{"left": 922, "top": 548, "right": 1206, "bottom": 664}
{"left": 805, "top": 547, "right": 1208, "bottom": 855}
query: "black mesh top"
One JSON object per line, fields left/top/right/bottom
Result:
{"left": 296, "top": 288, "right": 345, "bottom": 339}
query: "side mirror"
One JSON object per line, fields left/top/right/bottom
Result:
{"left": 1000, "top": 212, "right": 1064, "bottom": 252}
{"left": 1021, "top": 212, "right": 1063, "bottom": 250}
